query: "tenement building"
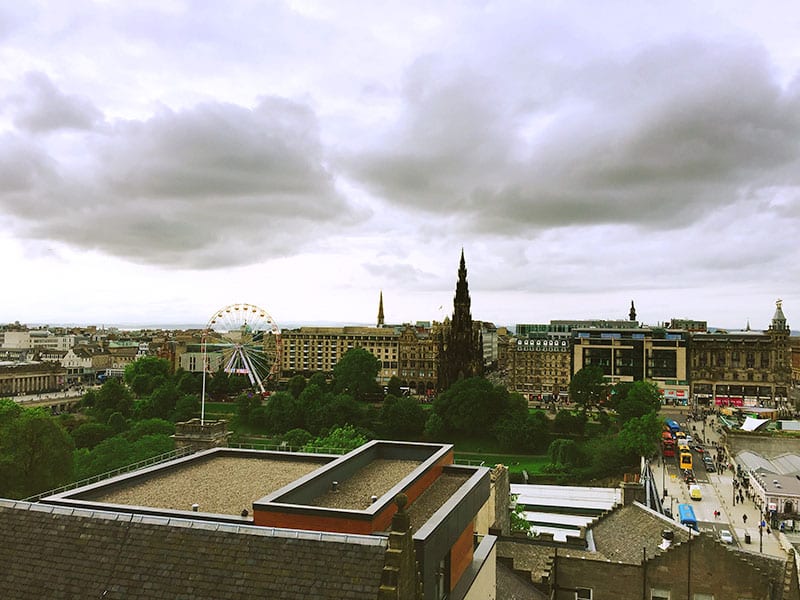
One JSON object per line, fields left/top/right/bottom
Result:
{"left": 280, "top": 326, "right": 401, "bottom": 387}
{"left": 689, "top": 299, "right": 792, "bottom": 409}
{"left": 498, "top": 331, "right": 571, "bottom": 401}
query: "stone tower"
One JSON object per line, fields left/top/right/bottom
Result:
{"left": 378, "top": 291, "right": 385, "bottom": 328}
{"left": 437, "top": 250, "right": 483, "bottom": 391}
{"left": 629, "top": 300, "right": 637, "bottom": 321}
{"left": 768, "top": 299, "right": 792, "bottom": 386}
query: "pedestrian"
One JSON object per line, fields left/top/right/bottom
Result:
{"left": 743, "top": 514, "right": 748, "bottom": 524}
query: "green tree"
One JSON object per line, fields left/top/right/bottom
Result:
{"left": 71, "top": 422, "right": 115, "bottom": 449}
{"left": 264, "top": 391, "right": 301, "bottom": 433}
{"left": 74, "top": 433, "right": 174, "bottom": 480}
{"left": 95, "top": 378, "right": 134, "bottom": 420}
{"left": 386, "top": 376, "right": 403, "bottom": 398}
{"left": 510, "top": 494, "right": 533, "bottom": 536}
{"left": 303, "top": 424, "right": 368, "bottom": 453}
{"left": 380, "top": 396, "right": 426, "bottom": 439}
{"left": 125, "top": 419, "right": 175, "bottom": 441}
{"left": 175, "top": 369, "right": 201, "bottom": 395}
{"left": 615, "top": 381, "right": 662, "bottom": 424}
{"left": 281, "top": 428, "right": 313, "bottom": 448}
{"left": 494, "top": 411, "right": 549, "bottom": 453}
{"left": 308, "top": 373, "right": 328, "bottom": 390}
{"left": 107, "top": 411, "right": 128, "bottom": 434}
{"left": 124, "top": 356, "right": 172, "bottom": 394}
{"left": 171, "top": 394, "right": 200, "bottom": 422}
{"left": 137, "top": 382, "right": 179, "bottom": 420}
{"left": 332, "top": 348, "right": 381, "bottom": 401}
{"left": 287, "top": 375, "right": 307, "bottom": 399}
{"left": 0, "top": 403, "right": 74, "bottom": 498}
{"left": 433, "top": 377, "right": 518, "bottom": 436}
{"left": 317, "top": 393, "right": 366, "bottom": 432}
{"left": 296, "top": 384, "right": 326, "bottom": 434}
{"left": 552, "top": 410, "right": 587, "bottom": 435}
{"left": 615, "top": 412, "right": 662, "bottom": 459}
{"left": 568, "top": 367, "right": 608, "bottom": 412}
{"left": 424, "top": 413, "right": 446, "bottom": 440}
{"left": 547, "top": 438, "right": 580, "bottom": 467}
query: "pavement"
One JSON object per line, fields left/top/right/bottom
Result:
{"left": 658, "top": 406, "right": 788, "bottom": 558}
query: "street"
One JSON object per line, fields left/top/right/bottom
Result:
{"left": 658, "top": 407, "right": 786, "bottom": 557}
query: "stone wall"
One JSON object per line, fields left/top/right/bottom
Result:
{"left": 726, "top": 431, "right": 800, "bottom": 460}
{"left": 491, "top": 465, "right": 510, "bottom": 536}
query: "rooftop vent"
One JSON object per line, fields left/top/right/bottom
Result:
{"left": 331, "top": 481, "right": 339, "bottom": 492}
{"left": 191, "top": 503, "right": 199, "bottom": 512}
{"left": 371, "top": 495, "right": 378, "bottom": 504}
{"left": 659, "top": 529, "right": 674, "bottom": 550}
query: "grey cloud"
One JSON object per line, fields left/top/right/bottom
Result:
{"left": 343, "top": 38, "right": 800, "bottom": 237}
{"left": 9, "top": 72, "right": 103, "bottom": 133}
{"left": 0, "top": 93, "right": 361, "bottom": 269}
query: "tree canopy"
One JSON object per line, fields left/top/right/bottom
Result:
{"left": 0, "top": 400, "right": 74, "bottom": 498}
{"left": 615, "top": 381, "right": 662, "bottom": 424}
{"left": 568, "top": 366, "right": 608, "bottom": 411}
{"left": 332, "top": 348, "right": 381, "bottom": 401}
{"left": 380, "top": 396, "right": 426, "bottom": 440}
{"left": 432, "top": 377, "right": 526, "bottom": 436}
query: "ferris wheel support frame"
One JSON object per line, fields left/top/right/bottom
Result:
{"left": 199, "top": 303, "right": 281, "bottom": 425}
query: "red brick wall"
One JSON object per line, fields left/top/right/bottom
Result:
{"left": 254, "top": 449, "right": 455, "bottom": 535}
{"left": 253, "top": 510, "right": 373, "bottom": 535}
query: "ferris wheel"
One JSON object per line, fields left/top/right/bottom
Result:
{"left": 201, "top": 303, "right": 282, "bottom": 398}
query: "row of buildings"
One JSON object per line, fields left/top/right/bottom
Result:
{"left": 1, "top": 252, "right": 798, "bottom": 408}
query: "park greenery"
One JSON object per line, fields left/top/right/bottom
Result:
{"left": 0, "top": 347, "right": 665, "bottom": 498}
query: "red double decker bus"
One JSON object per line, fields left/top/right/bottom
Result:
{"left": 661, "top": 431, "right": 676, "bottom": 457}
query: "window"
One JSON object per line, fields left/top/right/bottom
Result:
{"left": 576, "top": 589, "right": 592, "bottom": 600}
{"left": 693, "top": 595, "right": 714, "bottom": 600}
{"left": 651, "top": 590, "right": 670, "bottom": 600}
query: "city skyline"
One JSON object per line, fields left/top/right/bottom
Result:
{"left": 1, "top": 2, "right": 799, "bottom": 328}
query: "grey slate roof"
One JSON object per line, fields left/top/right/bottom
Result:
{"left": 590, "top": 502, "right": 692, "bottom": 563}
{"left": 0, "top": 500, "right": 386, "bottom": 600}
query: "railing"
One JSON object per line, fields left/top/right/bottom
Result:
{"left": 228, "top": 442, "right": 349, "bottom": 455}
{"left": 454, "top": 459, "right": 486, "bottom": 467}
{"left": 23, "top": 447, "right": 195, "bottom": 503}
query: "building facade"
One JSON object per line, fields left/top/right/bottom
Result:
{"left": 500, "top": 333, "right": 572, "bottom": 400}
{"left": 689, "top": 300, "right": 792, "bottom": 408}
{"left": 280, "top": 326, "right": 401, "bottom": 386}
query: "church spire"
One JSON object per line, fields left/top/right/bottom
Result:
{"left": 377, "top": 291, "right": 385, "bottom": 327}
{"left": 629, "top": 300, "right": 637, "bottom": 322}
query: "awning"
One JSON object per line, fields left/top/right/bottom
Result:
{"left": 741, "top": 416, "right": 770, "bottom": 432}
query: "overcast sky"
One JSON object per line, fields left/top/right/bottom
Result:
{"left": 1, "top": 1, "right": 799, "bottom": 330}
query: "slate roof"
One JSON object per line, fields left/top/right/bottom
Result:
{"left": 0, "top": 500, "right": 387, "bottom": 600}
{"left": 590, "top": 502, "right": 691, "bottom": 563}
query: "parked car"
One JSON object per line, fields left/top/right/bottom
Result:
{"left": 719, "top": 529, "right": 734, "bottom": 544}
{"left": 692, "top": 445, "right": 705, "bottom": 454}
{"left": 704, "top": 461, "right": 716, "bottom": 473}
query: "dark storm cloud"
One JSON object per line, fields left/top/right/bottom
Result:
{"left": 0, "top": 87, "right": 360, "bottom": 269}
{"left": 345, "top": 38, "right": 800, "bottom": 235}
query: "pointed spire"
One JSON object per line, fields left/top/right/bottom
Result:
{"left": 629, "top": 300, "right": 637, "bottom": 322}
{"left": 746, "top": 319, "right": 751, "bottom": 331}
{"left": 377, "top": 291, "right": 385, "bottom": 327}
